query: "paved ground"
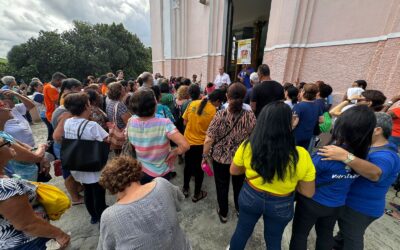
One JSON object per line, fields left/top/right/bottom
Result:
{"left": 31, "top": 122, "right": 400, "bottom": 250}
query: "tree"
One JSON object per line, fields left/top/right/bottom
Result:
{"left": 0, "top": 58, "right": 11, "bottom": 79}
{"left": 6, "top": 21, "right": 152, "bottom": 82}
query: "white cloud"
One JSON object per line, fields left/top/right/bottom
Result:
{"left": 0, "top": 0, "right": 150, "bottom": 58}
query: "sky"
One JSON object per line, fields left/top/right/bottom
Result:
{"left": 0, "top": 0, "right": 151, "bottom": 58}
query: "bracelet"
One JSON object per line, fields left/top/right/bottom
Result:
{"left": 202, "top": 153, "right": 209, "bottom": 159}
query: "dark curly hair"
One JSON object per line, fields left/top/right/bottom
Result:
{"left": 99, "top": 156, "right": 142, "bottom": 195}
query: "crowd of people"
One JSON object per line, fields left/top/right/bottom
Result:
{"left": 0, "top": 64, "right": 399, "bottom": 250}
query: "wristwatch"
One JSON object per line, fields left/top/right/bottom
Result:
{"left": 385, "top": 101, "right": 394, "bottom": 107}
{"left": 343, "top": 153, "right": 355, "bottom": 164}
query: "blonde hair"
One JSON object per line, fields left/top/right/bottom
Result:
{"left": 176, "top": 85, "right": 189, "bottom": 100}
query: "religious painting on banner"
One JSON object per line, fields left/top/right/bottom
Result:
{"left": 237, "top": 39, "right": 252, "bottom": 65}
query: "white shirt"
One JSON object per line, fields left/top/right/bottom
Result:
{"left": 214, "top": 73, "right": 231, "bottom": 88}
{"left": 5, "top": 104, "right": 35, "bottom": 147}
{"left": 64, "top": 117, "right": 109, "bottom": 184}
{"left": 30, "top": 92, "right": 46, "bottom": 118}
{"left": 347, "top": 87, "right": 364, "bottom": 99}
{"left": 284, "top": 100, "right": 295, "bottom": 109}
{"left": 222, "top": 103, "right": 252, "bottom": 111}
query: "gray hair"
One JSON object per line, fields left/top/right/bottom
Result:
{"left": 1, "top": 76, "right": 16, "bottom": 86}
{"left": 375, "top": 112, "right": 392, "bottom": 139}
{"left": 250, "top": 72, "right": 259, "bottom": 83}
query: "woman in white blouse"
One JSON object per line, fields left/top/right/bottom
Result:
{"left": 54, "top": 91, "right": 109, "bottom": 224}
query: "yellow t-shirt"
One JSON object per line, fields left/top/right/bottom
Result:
{"left": 182, "top": 100, "right": 216, "bottom": 145}
{"left": 233, "top": 142, "right": 316, "bottom": 195}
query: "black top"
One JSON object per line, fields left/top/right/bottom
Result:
{"left": 251, "top": 80, "right": 284, "bottom": 116}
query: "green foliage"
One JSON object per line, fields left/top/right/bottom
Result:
{"left": 0, "top": 58, "right": 11, "bottom": 78}
{"left": 6, "top": 21, "right": 152, "bottom": 82}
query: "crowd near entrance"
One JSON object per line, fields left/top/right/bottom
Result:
{"left": 1, "top": 58, "right": 400, "bottom": 249}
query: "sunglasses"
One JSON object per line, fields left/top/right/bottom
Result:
{"left": 0, "top": 141, "right": 11, "bottom": 149}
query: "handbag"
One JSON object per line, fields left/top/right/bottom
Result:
{"left": 106, "top": 102, "right": 126, "bottom": 149}
{"left": 121, "top": 118, "right": 136, "bottom": 158}
{"left": 31, "top": 181, "right": 71, "bottom": 220}
{"left": 61, "top": 120, "right": 110, "bottom": 172}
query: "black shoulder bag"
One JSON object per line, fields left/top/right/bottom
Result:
{"left": 61, "top": 120, "right": 110, "bottom": 172}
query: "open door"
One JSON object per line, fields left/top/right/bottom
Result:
{"left": 224, "top": 0, "right": 272, "bottom": 82}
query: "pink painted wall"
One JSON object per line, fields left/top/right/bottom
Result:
{"left": 149, "top": 0, "right": 226, "bottom": 84}
{"left": 264, "top": 0, "right": 400, "bottom": 100}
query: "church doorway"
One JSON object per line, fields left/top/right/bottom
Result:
{"left": 224, "top": 0, "right": 272, "bottom": 82}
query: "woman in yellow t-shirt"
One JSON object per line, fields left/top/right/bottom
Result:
{"left": 229, "top": 101, "right": 316, "bottom": 250}
{"left": 182, "top": 88, "right": 226, "bottom": 202}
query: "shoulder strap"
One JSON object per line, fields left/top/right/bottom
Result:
{"left": 218, "top": 110, "right": 244, "bottom": 142}
{"left": 211, "top": 110, "right": 244, "bottom": 155}
{"left": 113, "top": 102, "right": 119, "bottom": 123}
{"left": 77, "top": 120, "right": 90, "bottom": 139}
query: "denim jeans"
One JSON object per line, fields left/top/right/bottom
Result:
{"left": 230, "top": 182, "right": 295, "bottom": 250}
{"left": 14, "top": 237, "right": 49, "bottom": 250}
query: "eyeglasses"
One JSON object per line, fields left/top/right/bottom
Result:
{"left": 0, "top": 141, "right": 11, "bottom": 149}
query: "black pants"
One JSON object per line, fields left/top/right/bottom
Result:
{"left": 83, "top": 182, "right": 107, "bottom": 221}
{"left": 213, "top": 160, "right": 244, "bottom": 217}
{"left": 184, "top": 145, "right": 204, "bottom": 196}
{"left": 290, "top": 194, "right": 342, "bottom": 250}
{"left": 41, "top": 117, "right": 54, "bottom": 141}
{"left": 333, "top": 206, "right": 377, "bottom": 250}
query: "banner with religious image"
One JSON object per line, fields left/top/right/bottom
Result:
{"left": 237, "top": 39, "right": 252, "bottom": 65}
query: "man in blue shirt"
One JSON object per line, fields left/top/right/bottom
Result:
{"left": 1, "top": 76, "right": 17, "bottom": 90}
{"left": 318, "top": 112, "right": 400, "bottom": 250}
{"left": 237, "top": 65, "right": 254, "bottom": 89}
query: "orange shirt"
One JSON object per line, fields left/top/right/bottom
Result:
{"left": 101, "top": 84, "right": 108, "bottom": 95}
{"left": 43, "top": 83, "right": 59, "bottom": 122}
{"left": 392, "top": 108, "right": 400, "bottom": 137}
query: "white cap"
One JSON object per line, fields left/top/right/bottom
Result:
{"left": 250, "top": 72, "right": 259, "bottom": 83}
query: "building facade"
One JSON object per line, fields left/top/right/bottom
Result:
{"left": 150, "top": 0, "right": 400, "bottom": 99}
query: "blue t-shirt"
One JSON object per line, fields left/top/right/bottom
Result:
{"left": 327, "top": 95, "right": 333, "bottom": 105}
{"left": 156, "top": 104, "right": 175, "bottom": 123}
{"left": 346, "top": 144, "right": 400, "bottom": 217}
{"left": 293, "top": 102, "right": 323, "bottom": 142}
{"left": 238, "top": 68, "right": 254, "bottom": 89}
{"left": 312, "top": 153, "right": 359, "bottom": 207}
{"left": 314, "top": 99, "right": 329, "bottom": 113}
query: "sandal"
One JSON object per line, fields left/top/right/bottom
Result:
{"left": 385, "top": 209, "right": 400, "bottom": 221}
{"left": 182, "top": 187, "right": 189, "bottom": 198}
{"left": 72, "top": 196, "right": 84, "bottom": 206}
{"left": 192, "top": 190, "right": 207, "bottom": 203}
{"left": 390, "top": 202, "right": 400, "bottom": 211}
{"left": 217, "top": 208, "right": 228, "bottom": 223}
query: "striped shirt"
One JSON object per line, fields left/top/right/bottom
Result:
{"left": 127, "top": 116, "right": 178, "bottom": 177}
